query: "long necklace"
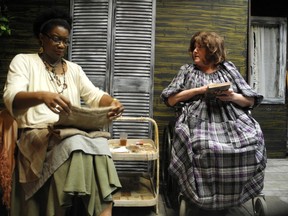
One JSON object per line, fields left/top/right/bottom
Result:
{"left": 42, "top": 57, "right": 68, "bottom": 94}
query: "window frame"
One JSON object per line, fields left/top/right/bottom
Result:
{"left": 249, "top": 16, "right": 287, "bottom": 104}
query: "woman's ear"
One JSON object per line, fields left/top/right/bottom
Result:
{"left": 39, "top": 33, "right": 44, "bottom": 42}
{"left": 38, "top": 33, "right": 44, "bottom": 53}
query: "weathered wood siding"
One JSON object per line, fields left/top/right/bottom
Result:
{"left": 252, "top": 105, "right": 287, "bottom": 158}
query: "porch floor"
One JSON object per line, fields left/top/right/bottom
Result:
{"left": 113, "top": 158, "right": 288, "bottom": 216}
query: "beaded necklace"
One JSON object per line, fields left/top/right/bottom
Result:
{"left": 41, "top": 56, "right": 68, "bottom": 94}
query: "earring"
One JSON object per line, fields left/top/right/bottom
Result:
{"left": 38, "top": 46, "right": 43, "bottom": 54}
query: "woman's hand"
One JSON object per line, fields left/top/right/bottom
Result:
{"left": 98, "top": 94, "right": 124, "bottom": 120}
{"left": 42, "top": 92, "right": 72, "bottom": 114}
{"left": 108, "top": 99, "right": 124, "bottom": 120}
{"left": 13, "top": 91, "right": 71, "bottom": 114}
{"left": 216, "top": 89, "right": 255, "bottom": 107}
{"left": 215, "top": 89, "right": 234, "bottom": 101}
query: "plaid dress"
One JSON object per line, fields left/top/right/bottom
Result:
{"left": 161, "top": 61, "right": 267, "bottom": 210}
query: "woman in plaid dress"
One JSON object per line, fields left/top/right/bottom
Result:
{"left": 161, "top": 31, "right": 266, "bottom": 212}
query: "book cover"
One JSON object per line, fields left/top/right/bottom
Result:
{"left": 206, "top": 82, "right": 231, "bottom": 99}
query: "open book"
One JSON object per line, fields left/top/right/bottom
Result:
{"left": 205, "top": 82, "right": 231, "bottom": 99}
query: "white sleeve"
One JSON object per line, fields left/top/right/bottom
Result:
{"left": 3, "top": 54, "right": 30, "bottom": 117}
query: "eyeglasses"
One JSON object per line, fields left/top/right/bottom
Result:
{"left": 43, "top": 33, "right": 70, "bottom": 46}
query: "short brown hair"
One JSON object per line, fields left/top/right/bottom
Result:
{"left": 188, "top": 31, "right": 226, "bottom": 65}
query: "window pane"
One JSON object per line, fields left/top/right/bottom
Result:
{"left": 249, "top": 17, "right": 287, "bottom": 104}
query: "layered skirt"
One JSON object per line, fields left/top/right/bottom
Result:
{"left": 10, "top": 129, "right": 121, "bottom": 216}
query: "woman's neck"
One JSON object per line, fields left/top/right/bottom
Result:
{"left": 197, "top": 63, "right": 218, "bottom": 74}
{"left": 40, "top": 53, "right": 62, "bottom": 67}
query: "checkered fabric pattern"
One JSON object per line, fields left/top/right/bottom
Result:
{"left": 161, "top": 61, "right": 267, "bottom": 210}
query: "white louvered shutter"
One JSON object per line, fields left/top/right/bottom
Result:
{"left": 111, "top": 0, "right": 155, "bottom": 138}
{"left": 70, "top": 0, "right": 111, "bottom": 91}
{"left": 70, "top": 0, "right": 155, "bottom": 138}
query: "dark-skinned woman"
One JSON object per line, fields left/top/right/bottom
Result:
{"left": 3, "top": 7, "right": 123, "bottom": 216}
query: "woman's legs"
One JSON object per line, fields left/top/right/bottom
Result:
{"left": 99, "top": 202, "right": 113, "bottom": 216}
{"left": 53, "top": 152, "right": 120, "bottom": 216}
{"left": 11, "top": 151, "right": 120, "bottom": 216}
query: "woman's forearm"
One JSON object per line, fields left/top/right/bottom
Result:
{"left": 231, "top": 93, "right": 255, "bottom": 107}
{"left": 167, "top": 86, "right": 207, "bottom": 106}
{"left": 13, "top": 91, "right": 46, "bottom": 109}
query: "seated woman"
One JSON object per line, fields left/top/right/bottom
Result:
{"left": 161, "top": 31, "right": 267, "bottom": 213}
{"left": 3, "top": 7, "right": 123, "bottom": 216}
